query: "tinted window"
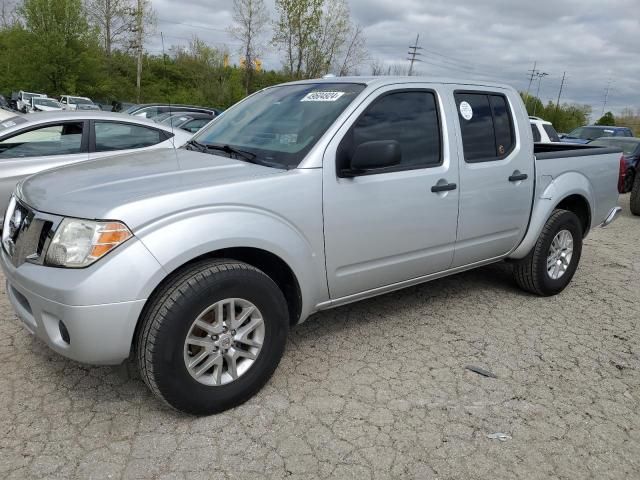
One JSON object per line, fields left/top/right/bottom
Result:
{"left": 181, "top": 118, "right": 210, "bottom": 132}
{"left": 542, "top": 124, "right": 560, "bottom": 142}
{"left": 94, "top": 122, "right": 165, "bottom": 152}
{"left": 338, "top": 91, "right": 441, "bottom": 173}
{"left": 0, "top": 122, "right": 84, "bottom": 158}
{"left": 531, "top": 124, "right": 541, "bottom": 142}
{"left": 455, "top": 92, "right": 515, "bottom": 162}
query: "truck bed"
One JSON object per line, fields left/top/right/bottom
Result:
{"left": 534, "top": 142, "right": 622, "bottom": 160}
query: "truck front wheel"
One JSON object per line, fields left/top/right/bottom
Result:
{"left": 136, "top": 259, "right": 289, "bottom": 415}
{"left": 513, "top": 209, "right": 583, "bottom": 296}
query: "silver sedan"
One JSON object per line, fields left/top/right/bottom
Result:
{"left": 0, "top": 111, "right": 191, "bottom": 223}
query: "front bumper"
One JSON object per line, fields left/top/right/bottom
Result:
{"left": 1, "top": 238, "right": 165, "bottom": 365}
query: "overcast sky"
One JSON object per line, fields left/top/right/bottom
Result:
{"left": 149, "top": 0, "right": 639, "bottom": 117}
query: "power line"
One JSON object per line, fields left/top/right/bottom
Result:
{"left": 407, "top": 34, "right": 422, "bottom": 76}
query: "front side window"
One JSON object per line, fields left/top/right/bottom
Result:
{"left": 94, "top": 122, "right": 165, "bottom": 152}
{"left": 0, "top": 122, "right": 84, "bottom": 158}
{"left": 455, "top": 92, "right": 515, "bottom": 162}
{"left": 337, "top": 90, "right": 442, "bottom": 173}
{"left": 194, "top": 83, "right": 365, "bottom": 169}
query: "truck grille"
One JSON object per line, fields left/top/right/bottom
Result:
{"left": 2, "top": 197, "right": 54, "bottom": 267}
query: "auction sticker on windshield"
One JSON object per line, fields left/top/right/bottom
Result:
{"left": 301, "top": 91, "right": 345, "bottom": 102}
{"left": 459, "top": 101, "right": 473, "bottom": 120}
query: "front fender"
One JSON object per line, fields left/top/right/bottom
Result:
{"left": 135, "top": 205, "right": 328, "bottom": 319}
{"left": 508, "top": 171, "right": 595, "bottom": 259}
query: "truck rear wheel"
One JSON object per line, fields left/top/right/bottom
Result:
{"left": 630, "top": 172, "right": 640, "bottom": 216}
{"left": 513, "top": 209, "right": 583, "bottom": 296}
{"left": 136, "top": 259, "right": 289, "bottom": 415}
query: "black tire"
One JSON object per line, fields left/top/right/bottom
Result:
{"left": 136, "top": 259, "right": 289, "bottom": 415}
{"left": 513, "top": 209, "right": 583, "bottom": 296}
{"left": 631, "top": 171, "right": 640, "bottom": 216}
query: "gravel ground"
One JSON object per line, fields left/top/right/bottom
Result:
{"left": 1, "top": 195, "right": 639, "bottom": 480}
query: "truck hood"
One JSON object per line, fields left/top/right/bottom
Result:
{"left": 18, "top": 148, "right": 284, "bottom": 228}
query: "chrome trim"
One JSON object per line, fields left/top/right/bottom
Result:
{"left": 601, "top": 206, "right": 622, "bottom": 227}
{"left": 2, "top": 197, "right": 63, "bottom": 267}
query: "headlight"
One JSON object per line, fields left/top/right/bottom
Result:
{"left": 45, "top": 218, "right": 132, "bottom": 268}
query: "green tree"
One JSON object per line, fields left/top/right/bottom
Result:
{"left": 595, "top": 111, "right": 616, "bottom": 126}
{"left": 19, "top": 0, "right": 102, "bottom": 94}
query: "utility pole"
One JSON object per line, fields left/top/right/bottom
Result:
{"left": 525, "top": 61, "right": 537, "bottom": 102}
{"left": 532, "top": 71, "right": 549, "bottom": 116}
{"left": 134, "top": 0, "right": 144, "bottom": 103}
{"left": 601, "top": 78, "right": 612, "bottom": 116}
{"left": 407, "top": 34, "right": 422, "bottom": 76}
{"left": 554, "top": 71, "right": 566, "bottom": 122}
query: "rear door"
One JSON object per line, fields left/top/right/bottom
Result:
{"left": 323, "top": 85, "right": 460, "bottom": 299}
{"left": 452, "top": 89, "right": 534, "bottom": 267}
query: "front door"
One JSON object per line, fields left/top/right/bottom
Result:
{"left": 323, "top": 86, "right": 460, "bottom": 299}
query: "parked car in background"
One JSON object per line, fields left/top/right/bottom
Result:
{"left": 59, "top": 95, "right": 100, "bottom": 111}
{"left": 0, "top": 77, "right": 623, "bottom": 415}
{"left": 589, "top": 137, "right": 640, "bottom": 212}
{"left": 125, "top": 103, "right": 220, "bottom": 119}
{"left": 530, "top": 116, "right": 561, "bottom": 143}
{"left": 159, "top": 112, "right": 216, "bottom": 133}
{"left": 0, "top": 111, "right": 191, "bottom": 224}
{"left": 27, "top": 97, "right": 65, "bottom": 113}
{"left": 561, "top": 125, "right": 633, "bottom": 144}
{"left": 13, "top": 91, "right": 47, "bottom": 113}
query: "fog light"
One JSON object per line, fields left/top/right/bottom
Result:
{"left": 58, "top": 320, "right": 70, "bottom": 344}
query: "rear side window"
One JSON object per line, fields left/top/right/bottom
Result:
{"left": 455, "top": 92, "right": 515, "bottom": 162}
{"left": 531, "top": 124, "right": 541, "bottom": 142}
{"left": 94, "top": 122, "right": 167, "bottom": 152}
{"left": 542, "top": 124, "right": 560, "bottom": 142}
{"left": 338, "top": 90, "right": 442, "bottom": 173}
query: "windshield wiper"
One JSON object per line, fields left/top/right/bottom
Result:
{"left": 184, "top": 139, "right": 208, "bottom": 152}
{"left": 204, "top": 143, "right": 257, "bottom": 163}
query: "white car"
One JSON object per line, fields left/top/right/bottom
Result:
{"left": 59, "top": 95, "right": 100, "bottom": 111}
{"left": 530, "top": 116, "right": 561, "bottom": 143}
{"left": 15, "top": 91, "right": 46, "bottom": 113}
{"left": 27, "top": 97, "right": 65, "bottom": 113}
{"left": 0, "top": 111, "right": 192, "bottom": 223}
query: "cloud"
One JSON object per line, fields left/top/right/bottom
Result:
{"left": 149, "top": 0, "right": 639, "bottom": 115}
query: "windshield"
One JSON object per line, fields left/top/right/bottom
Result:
{"left": 193, "top": 83, "right": 365, "bottom": 169}
{"left": 123, "top": 104, "right": 142, "bottom": 114}
{"left": 34, "top": 98, "right": 61, "bottom": 108}
{"left": 590, "top": 139, "right": 640, "bottom": 155}
{"left": 70, "top": 97, "right": 93, "bottom": 105}
{"left": 167, "top": 115, "right": 192, "bottom": 126}
{"left": 23, "top": 93, "right": 41, "bottom": 101}
{"left": 567, "top": 126, "right": 614, "bottom": 140}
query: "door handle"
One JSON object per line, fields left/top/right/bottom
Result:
{"left": 431, "top": 183, "right": 457, "bottom": 193}
{"left": 509, "top": 173, "right": 528, "bottom": 182}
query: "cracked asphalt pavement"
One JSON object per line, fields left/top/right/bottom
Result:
{"left": 1, "top": 196, "right": 639, "bottom": 480}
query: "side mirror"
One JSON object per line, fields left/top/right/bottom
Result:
{"left": 347, "top": 140, "right": 401, "bottom": 175}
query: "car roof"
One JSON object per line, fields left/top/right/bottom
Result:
{"left": 530, "top": 118, "right": 552, "bottom": 125}
{"left": 133, "top": 103, "right": 217, "bottom": 110}
{"left": 592, "top": 136, "right": 640, "bottom": 143}
{"left": 584, "top": 125, "right": 630, "bottom": 130}
{"left": 0, "top": 111, "right": 182, "bottom": 134}
{"left": 278, "top": 75, "right": 514, "bottom": 91}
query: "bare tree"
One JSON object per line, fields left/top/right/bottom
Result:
{"left": 229, "top": 0, "right": 269, "bottom": 95}
{"left": 273, "top": 0, "right": 323, "bottom": 79}
{"left": 85, "top": 0, "right": 134, "bottom": 56}
{"left": 273, "top": 0, "right": 367, "bottom": 79}
{"left": 0, "top": 0, "right": 17, "bottom": 27}
{"left": 337, "top": 23, "right": 367, "bottom": 76}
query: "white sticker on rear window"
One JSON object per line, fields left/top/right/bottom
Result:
{"left": 301, "top": 91, "right": 345, "bottom": 102}
{"left": 1, "top": 121, "right": 16, "bottom": 128}
{"left": 459, "top": 101, "right": 473, "bottom": 120}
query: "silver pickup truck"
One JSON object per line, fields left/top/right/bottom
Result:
{"left": 1, "top": 77, "right": 623, "bottom": 415}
